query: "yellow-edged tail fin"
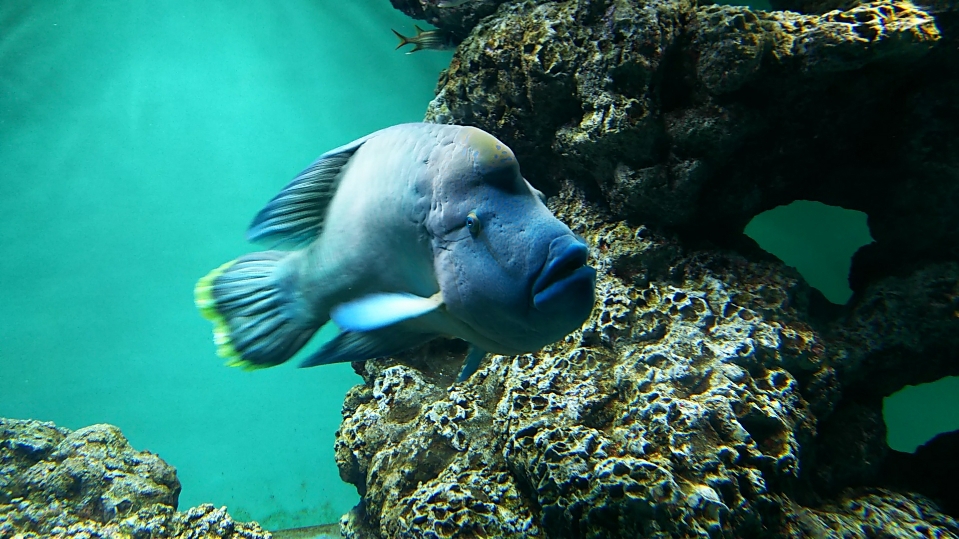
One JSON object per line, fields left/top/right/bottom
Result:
{"left": 195, "top": 260, "right": 246, "bottom": 367}
{"left": 194, "top": 252, "right": 319, "bottom": 370}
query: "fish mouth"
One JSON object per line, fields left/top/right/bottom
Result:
{"left": 532, "top": 236, "right": 596, "bottom": 310}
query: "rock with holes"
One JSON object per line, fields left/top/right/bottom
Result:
{"left": 425, "top": 0, "right": 957, "bottom": 286}
{"left": 333, "top": 0, "right": 959, "bottom": 535}
{"left": 799, "top": 261, "right": 959, "bottom": 497}
{"left": 829, "top": 261, "right": 959, "bottom": 399}
{"left": 884, "top": 430, "right": 959, "bottom": 518}
{"left": 0, "top": 418, "right": 270, "bottom": 539}
{"left": 337, "top": 363, "right": 540, "bottom": 538}
{"left": 769, "top": 0, "right": 958, "bottom": 15}
{"left": 774, "top": 488, "right": 959, "bottom": 537}
{"left": 333, "top": 190, "right": 958, "bottom": 537}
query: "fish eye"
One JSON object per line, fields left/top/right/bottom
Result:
{"left": 466, "top": 211, "right": 482, "bottom": 237}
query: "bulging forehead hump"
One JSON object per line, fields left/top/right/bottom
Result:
{"left": 454, "top": 126, "right": 517, "bottom": 173}
{"left": 442, "top": 125, "right": 530, "bottom": 198}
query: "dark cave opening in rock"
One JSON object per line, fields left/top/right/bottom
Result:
{"left": 743, "top": 200, "right": 873, "bottom": 305}
{"left": 880, "top": 376, "right": 959, "bottom": 514}
{"left": 882, "top": 427, "right": 959, "bottom": 519}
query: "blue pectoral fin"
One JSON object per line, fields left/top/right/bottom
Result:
{"left": 331, "top": 292, "right": 444, "bottom": 332}
{"left": 300, "top": 329, "right": 431, "bottom": 367}
{"left": 457, "top": 345, "right": 487, "bottom": 382}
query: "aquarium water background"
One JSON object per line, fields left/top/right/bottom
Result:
{"left": 0, "top": 0, "right": 955, "bottom": 530}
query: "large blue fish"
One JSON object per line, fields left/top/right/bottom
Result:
{"left": 195, "top": 123, "right": 596, "bottom": 381}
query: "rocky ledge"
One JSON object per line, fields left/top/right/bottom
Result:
{"left": 335, "top": 0, "right": 959, "bottom": 537}
{"left": 0, "top": 418, "right": 271, "bottom": 539}
{"left": 335, "top": 192, "right": 959, "bottom": 538}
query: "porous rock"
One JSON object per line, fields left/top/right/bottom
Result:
{"left": 0, "top": 418, "right": 270, "bottom": 539}
{"left": 884, "top": 430, "right": 959, "bottom": 518}
{"left": 829, "top": 261, "right": 959, "bottom": 400}
{"left": 770, "top": 0, "right": 958, "bottom": 16}
{"left": 424, "top": 0, "right": 955, "bottom": 282}
{"left": 339, "top": 0, "right": 959, "bottom": 535}
{"left": 335, "top": 189, "right": 959, "bottom": 537}
{"left": 771, "top": 488, "right": 959, "bottom": 537}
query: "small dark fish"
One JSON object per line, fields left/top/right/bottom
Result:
{"left": 437, "top": 0, "right": 471, "bottom": 6}
{"left": 392, "top": 25, "right": 456, "bottom": 53}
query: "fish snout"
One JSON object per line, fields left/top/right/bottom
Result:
{"left": 532, "top": 235, "right": 596, "bottom": 313}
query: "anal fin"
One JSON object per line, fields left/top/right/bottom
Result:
{"left": 300, "top": 328, "right": 432, "bottom": 367}
{"left": 457, "top": 345, "right": 487, "bottom": 382}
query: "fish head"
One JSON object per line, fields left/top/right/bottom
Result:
{"left": 427, "top": 126, "right": 596, "bottom": 353}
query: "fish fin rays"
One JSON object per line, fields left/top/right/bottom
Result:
{"left": 300, "top": 329, "right": 431, "bottom": 367}
{"left": 392, "top": 28, "right": 410, "bottom": 49}
{"left": 457, "top": 345, "right": 487, "bottom": 382}
{"left": 195, "top": 252, "right": 319, "bottom": 370}
{"left": 331, "top": 292, "right": 444, "bottom": 332}
{"left": 246, "top": 134, "right": 374, "bottom": 248}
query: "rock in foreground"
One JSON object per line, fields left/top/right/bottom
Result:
{"left": 0, "top": 418, "right": 271, "bottom": 539}
{"left": 333, "top": 192, "right": 959, "bottom": 538}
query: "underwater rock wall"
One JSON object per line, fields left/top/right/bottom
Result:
{"left": 0, "top": 418, "right": 270, "bottom": 539}
{"left": 337, "top": 0, "right": 959, "bottom": 538}
{"left": 336, "top": 192, "right": 958, "bottom": 538}
{"left": 420, "top": 0, "right": 957, "bottom": 273}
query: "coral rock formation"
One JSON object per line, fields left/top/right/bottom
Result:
{"left": 423, "top": 0, "right": 955, "bottom": 275}
{"left": 0, "top": 418, "right": 270, "bottom": 539}
{"left": 337, "top": 0, "right": 959, "bottom": 537}
{"left": 335, "top": 193, "right": 958, "bottom": 538}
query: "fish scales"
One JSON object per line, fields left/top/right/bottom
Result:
{"left": 195, "top": 123, "right": 596, "bottom": 381}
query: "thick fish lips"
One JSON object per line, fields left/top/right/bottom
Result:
{"left": 531, "top": 235, "right": 597, "bottom": 319}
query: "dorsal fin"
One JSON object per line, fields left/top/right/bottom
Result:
{"left": 246, "top": 134, "right": 374, "bottom": 247}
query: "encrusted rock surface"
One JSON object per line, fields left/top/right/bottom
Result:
{"left": 0, "top": 418, "right": 271, "bottom": 539}
{"left": 830, "top": 261, "right": 959, "bottom": 399}
{"left": 424, "top": 0, "right": 955, "bottom": 280}
{"left": 769, "top": 0, "right": 958, "bottom": 16}
{"left": 334, "top": 191, "right": 958, "bottom": 538}
{"left": 772, "top": 488, "right": 959, "bottom": 537}
{"left": 885, "top": 430, "right": 959, "bottom": 518}
{"left": 336, "top": 0, "right": 959, "bottom": 536}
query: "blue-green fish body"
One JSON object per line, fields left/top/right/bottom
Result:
{"left": 195, "top": 123, "right": 596, "bottom": 380}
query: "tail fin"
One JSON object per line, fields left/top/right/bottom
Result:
{"left": 392, "top": 28, "right": 410, "bottom": 50}
{"left": 195, "top": 252, "right": 318, "bottom": 370}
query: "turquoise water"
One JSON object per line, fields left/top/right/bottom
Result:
{"left": 884, "top": 377, "right": 959, "bottom": 453}
{"left": 1, "top": 1, "right": 450, "bottom": 529}
{"left": 745, "top": 203, "right": 958, "bottom": 454}
{"left": 745, "top": 201, "right": 872, "bottom": 305}
{"left": 1, "top": 0, "right": 953, "bottom": 531}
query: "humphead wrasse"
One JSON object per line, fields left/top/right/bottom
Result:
{"left": 195, "top": 123, "right": 596, "bottom": 381}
